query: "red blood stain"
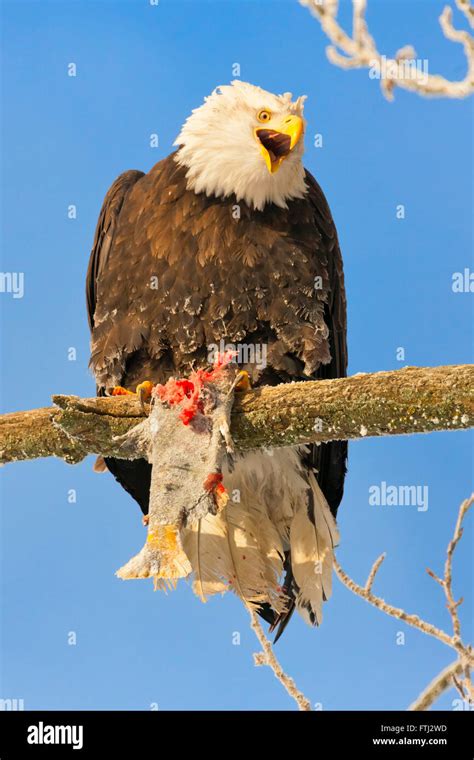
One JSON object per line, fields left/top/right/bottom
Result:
{"left": 152, "top": 350, "right": 237, "bottom": 425}
{"left": 203, "top": 472, "right": 223, "bottom": 492}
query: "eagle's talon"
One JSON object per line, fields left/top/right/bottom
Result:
{"left": 109, "top": 381, "right": 153, "bottom": 414}
{"left": 136, "top": 381, "right": 154, "bottom": 414}
{"left": 110, "top": 386, "right": 134, "bottom": 396}
{"left": 234, "top": 370, "right": 251, "bottom": 392}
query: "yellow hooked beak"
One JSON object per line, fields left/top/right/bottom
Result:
{"left": 254, "top": 114, "right": 304, "bottom": 174}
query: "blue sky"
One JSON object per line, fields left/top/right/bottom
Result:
{"left": 1, "top": 0, "right": 472, "bottom": 711}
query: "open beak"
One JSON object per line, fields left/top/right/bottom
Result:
{"left": 254, "top": 114, "right": 304, "bottom": 174}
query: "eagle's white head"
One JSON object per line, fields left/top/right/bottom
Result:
{"left": 174, "top": 81, "right": 308, "bottom": 211}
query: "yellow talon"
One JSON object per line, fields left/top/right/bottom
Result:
{"left": 110, "top": 381, "right": 154, "bottom": 399}
{"left": 136, "top": 380, "right": 154, "bottom": 399}
{"left": 235, "top": 370, "right": 251, "bottom": 391}
{"left": 111, "top": 386, "right": 134, "bottom": 396}
{"left": 136, "top": 380, "right": 154, "bottom": 413}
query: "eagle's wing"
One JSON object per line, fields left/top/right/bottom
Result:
{"left": 305, "top": 169, "right": 348, "bottom": 516}
{"left": 271, "top": 170, "right": 348, "bottom": 640}
{"left": 86, "top": 170, "right": 144, "bottom": 331}
{"left": 86, "top": 169, "right": 152, "bottom": 513}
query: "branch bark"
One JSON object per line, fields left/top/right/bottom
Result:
{"left": 409, "top": 660, "right": 464, "bottom": 711}
{"left": 0, "top": 364, "right": 472, "bottom": 465}
{"left": 249, "top": 609, "right": 312, "bottom": 711}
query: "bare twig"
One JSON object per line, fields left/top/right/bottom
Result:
{"left": 334, "top": 557, "right": 455, "bottom": 651}
{"left": 457, "top": 0, "right": 474, "bottom": 27}
{"left": 365, "top": 552, "right": 385, "bottom": 593}
{"left": 409, "top": 660, "right": 464, "bottom": 711}
{"left": 443, "top": 494, "right": 473, "bottom": 640}
{"left": 425, "top": 495, "right": 474, "bottom": 674}
{"left": 452, "top": 665, "right": 473, "bottom": 704}
{"left": 249, "top": 608, "right": 312, "bottom": 711}
{"left": 300, "top": 0, "right": 474, "bottom": 100}
{"left": 335, "top": 495, "right": 473, "bottom": 710}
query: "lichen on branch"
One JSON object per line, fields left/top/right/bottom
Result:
{"left": 0, "top": 364, "right": 472, "bottom": 465}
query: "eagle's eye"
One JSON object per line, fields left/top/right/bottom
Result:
{"left": 257, "top": 109, "right": 272, "bottom": 123}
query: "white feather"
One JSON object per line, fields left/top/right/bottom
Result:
{"left": 181, "top": 502, "right": 285, "bottom": 611}
{"left": 181, "top": 510, "right": 232, "bottom": 600}
{"left": 225, "top": 504, "right": 285, "bottom": 611}
{"left": 290, "top": 470, "right": 339, "bottom": 626}
{"left": 225, "top": 448, "right": 308, "bottom": 542}
{"left": 177, "top": 447, "right": 341, "bottom": 628}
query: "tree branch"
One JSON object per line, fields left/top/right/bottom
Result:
{"left": 409, "top": 660, "right": 464, "bottom": 711}
{"left": 0, "top": 364, "right": 472, "bottom": 465}
{"left": 335, "top": 494, "right": 473, "bottom": 710}
{"left": 249, "top": 609, "right": 312, "bottom": 711}
{"left": 300, "top": 0, "right": 474, "bottom": 100}
{"left": 247, "top": 493, "right": 472, "bottom": 711}
{"left": 333, "top": 556, "right": 456, "bottom": 652}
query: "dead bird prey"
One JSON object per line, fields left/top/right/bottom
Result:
{"left": 115, "top": 355, "right": 240, "bottom": 587}
{"left": 86, "top": 81, "right": 348, "bottom": 639}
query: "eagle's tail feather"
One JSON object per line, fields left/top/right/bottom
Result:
{"left": 166, "top": 451, "right": 339, "bottom": 634}
{"left": 270, "top": 556, "right": 297, "bottom": 642}
{"left": 181, "top": 502, "right": 285, "bottom": 613}
{"left": 289, "top": 471, "right": 339, "bottom": 626}
{"left": 181, "top": 511, "right": 233, "bottom": 601}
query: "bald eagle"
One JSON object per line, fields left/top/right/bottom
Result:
{"left": 86, "top": 81, "right": 347, "bottom": 638}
